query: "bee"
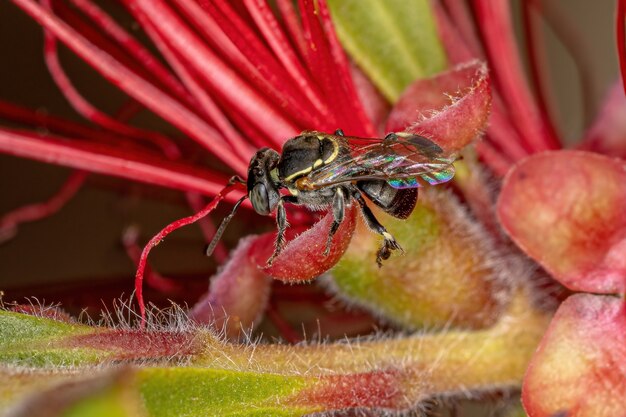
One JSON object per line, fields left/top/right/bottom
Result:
{"left": 206, "top": 129, "right": 456, "bottom": 267}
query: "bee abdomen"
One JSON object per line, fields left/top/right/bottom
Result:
{"left": 357, "top": 180, "right": 418, "bottom": 219}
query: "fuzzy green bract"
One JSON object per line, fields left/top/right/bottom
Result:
{"left": 138, "top": 368, "right": 311, "bottom": 417}
{"left": 327, "top": 0, "right": 447, "bottom": 101}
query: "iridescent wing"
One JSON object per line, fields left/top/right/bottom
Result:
{"left": 304, "top": 133, "right": 456, "bottom": 189}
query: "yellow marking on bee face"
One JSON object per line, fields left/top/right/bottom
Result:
{"left": 287, "top": 187, "right": 299, "bottom": 196}
{"left": 313, "top": 159, "right": 323, "bottom": 168}
{"left": 283, "top": 166, "right": 313, "bottom": 182}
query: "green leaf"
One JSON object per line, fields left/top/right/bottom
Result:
{"left": 326, "top": 0, "right": 447, "bottom": 101}
{"left": 0, "top": 310, "right": 99, "bottom": 366}
{"left": 138, "top": 368, "right": 312, "bottom": 417}
{"left": 1, "top": 300, "right": 549, "bottom": 416}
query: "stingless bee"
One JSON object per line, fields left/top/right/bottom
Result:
{"left": 206, "top": 129, "right": 456, "bottom": 267}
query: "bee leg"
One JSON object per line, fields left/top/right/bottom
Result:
{"left": 227, "top": 175, "right": 246, "bottom": 185}
{"left": 267, "top": 197, "right": 294, "bottom": 266}
{"left": 353, "top": 190, "right": 403, "bottom": 267}
{"left": 324, "top": 188, "right": 346, "bottom": 257}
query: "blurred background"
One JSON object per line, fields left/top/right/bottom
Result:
{"left": 0, "top": 0, "right": 619, "bottom": 309}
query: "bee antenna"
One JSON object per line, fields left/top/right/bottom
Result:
{"left": 205, "top": 195, "right": 248, "bottom": 257}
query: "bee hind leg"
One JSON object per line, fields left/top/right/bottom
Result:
{"left": 352, "top": 190, "right": 403, "bottom": 267}
{"left": 323, "top": 188, "right": 346, "bottom": 257}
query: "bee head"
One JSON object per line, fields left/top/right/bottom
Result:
{"left": 247, "top": 148, "right": 280, "bottom": 216}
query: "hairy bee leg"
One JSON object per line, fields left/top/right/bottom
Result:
{"left": 266, "top": 196, "right": 295, "bottom": 266}
{"left": 324, "top": 188, "right": 346, "bottom": 256}
{"left": 353, "top": 190, "right": 403, "bottom": 267}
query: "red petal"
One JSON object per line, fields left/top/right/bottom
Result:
{"left": 385, "top": 60, "right": 491, "bottom": 153}
{"left": 251, "top": 207, "right": 357, "bottom": 282}
{"left": 189, "top": 236, "right": 272, "bottom": 339}
{"left": 523, "top": 294, "right": 626, "bottom": 417}
{"left": 497, "top": 150, "right": 626, "bottom": 293}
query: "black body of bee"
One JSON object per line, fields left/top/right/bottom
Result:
{"left": 207, "top": 129, "right": 455, "bottom": 267}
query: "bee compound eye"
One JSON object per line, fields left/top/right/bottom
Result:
{"left": 250, "top": 183, "right": 270, "bottom": 215}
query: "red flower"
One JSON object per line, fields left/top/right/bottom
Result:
{"left": 2, "top": 1, "right": 626, "bottom": 415}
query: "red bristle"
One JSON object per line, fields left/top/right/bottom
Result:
{"left": 0, "top": 170, "right": 87, "bottom": 243}
{"left": 0, "top": 127, "right": 236, "bottom": 198}
{"left": 42, "top": 16, "right": 183, "bottom": 160}
{"left": 133, "top": 8, "right": 255, "bottom": 158}
{"left": 521, "top": 0, "right": 561, "bottom": 145}
{"left": 69, "top": 0, "right": 195, "bottom": 106}
{"left": 433, "top": 2, "right": 530, "bottom": 163}
{"left": 441, "top": 0, "right": 485, "bottom": 58}
{"left": 474, "top": 140, "right": 513, "bottom": 177}
{"left": 122, "top": 226, "right": 186, "bottom": 295}
{"left": 126, "top": 0, "right": 299, "bottom": 145}
{"left": 0, "top": 100, "right": 138, "bottom": 145}
{"left": 317, "top": 0, "right": 377, "bottom": 137}
{"left": 296, "top": 0, "right": 340, "bottom": 130}
{"left": 112, "top": 99, "right": 143, "bottom": 122}
{"left": 472, "top": 0, "right": 561, "bottom": 151}
{"left": 134, "top": 182, "right": 244, "bottom": 327}
{"left": 173, "top": 0, "right": 322, "bottom": 130}
{"left": 205, "top": 0, "right": 323, "bottom": 128}
{"left": 298, "top": 0, "right": 370, "bottom": 136}
{"left": 50, "top": 0, "right": 171, "bottom": 95}
{"left": 183, "top": 192, "right": 228, "bottom": 263}
{"left": 244, "top": 0, "right": 329, "bottom": 120}
{"left": 14, "top": 0, "right": 249, "bottom": 173}
{"left": 276, "top": 0, "right": 308, "bottom": 62}
{"left": 617, "top": 0, "right": 626, "bottom": 96}
{"left": 488, "top": 104, "right": 530, "bottom": 161}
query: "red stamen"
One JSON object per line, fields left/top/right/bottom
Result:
{"left": 441, "top": 0, "right": 484, "bottom": 58}
{"left": 432, "top": 3, "right": 529, "bottom": 165}
{"left": 520, "top": 0, "right": 561, "bottom": 144}
{"left": 50, "top": 0, "right": 173, "bottom": 95}
{"left": 474, "top": 141, "right": 512, "bottom": 177}
{"left": 244, "top": 0, "right": 329, "bottom": 118}
{"left": 472, "top": 0, "right": 561, "bottom": 151}
{"left": 122, "top": 226, "right": 185, "bottom": 294}
{"left": 0, "top": 128, "right": 235, "bottom": 198}
{"left": 276, "top": 0, "right": 308, "bottom": 62}
{"left": 617, "top": 0, "right": 626, "bottom": 96}
{"left": 41, "top": 8, "right": 183, "bottom": 160}
{"left": 0, "top": 170, "right": 87, "bottom": 242}
{"left": 0, "top": 100, "right": 146, "bottom": 146}
{"left": 173, "top": 0, "right": 323, "bottom": 130}
{"left": 12, "top": 0, "right": 248, "bottom": 173}
{"left": 135, "top": 182, "right": 244, "bottom": 326}
{"left": 127, "top": 0, "right": 299, "bottom": 146}
{"left": 68, "top": 0, "right": 195, "bottom": 105}
{"left": 317, "top": 0, "right": 377, "bottom": 137}
{"left": 132, "top": 10, "right": 255, "bottom": 158}
{"left": 184, "top": 192, "right": 228, "bottom": 264}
